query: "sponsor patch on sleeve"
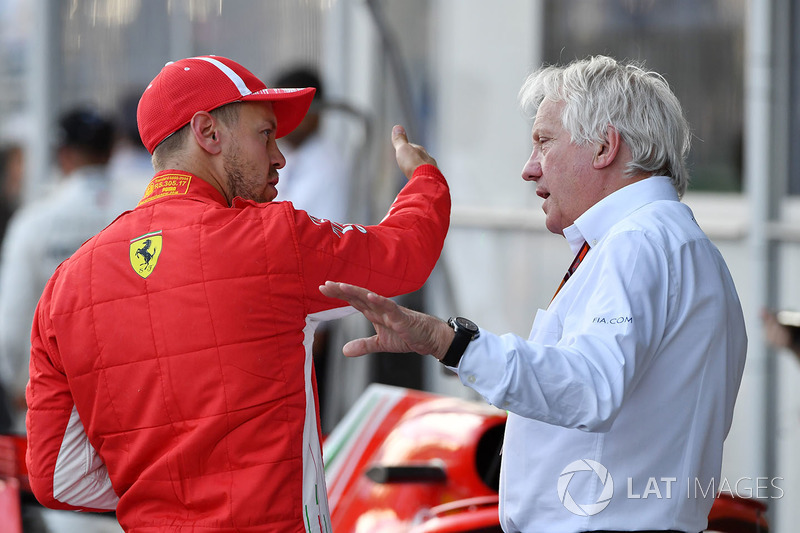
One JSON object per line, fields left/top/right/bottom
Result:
{"left": 307, "top": 214, "right": 367, "bottom": 238}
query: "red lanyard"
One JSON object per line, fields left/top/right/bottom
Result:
{"left": 551, "top": 241, "right": 590, "bottom": 303}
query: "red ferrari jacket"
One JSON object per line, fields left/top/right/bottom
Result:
{"left": 26, "top": 165, "right": 450, "bottom": 532}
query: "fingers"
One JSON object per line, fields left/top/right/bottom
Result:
{"left": 320, "top": 281, "right": 388, "bottom": 308}
{"left": 319, "top": 280, "right": 350, "bottom": 300}
{"left": 321, "top": 283, "right": 399, "bottom": 357}
{"left": 320, "top": 280, "right": 370, "bottom": 299}
{"left": 320, "top": 281, "right": 374, "bottom": 309}
{"left": 320, "top": 281, "right": 396, "bottom": 322}
{"left": 342, "top": 336, "right": 380, "bottom": 358}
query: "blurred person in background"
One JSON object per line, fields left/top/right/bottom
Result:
{"left": 272, "top": 66, "right": 352, "bottom": 429}
{"left": 109, "top": 89, "right": 155, "bottom": 214}
{"left": 24, "top": 55, "right": 449, "bottom": 532}
{"left": 0, "top": 113, "right": 30, "bottom": 436}
{"left": 272, "top": 66, "right": 351, "bottom": 223}
{"left": 0, "top": 112, "right": 30, "bottom": 254}
{"left": 0, "top": 107, "right": 116, "bottom": 433}
{"left": 0, "top": 145, "right": 23, "bottom": 245}
{"left": 321, "top": 55, "right": 747, "bottom": 533}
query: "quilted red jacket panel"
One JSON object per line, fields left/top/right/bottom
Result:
{"left": 26, "top": 165, "right": 450, "bottom": 532}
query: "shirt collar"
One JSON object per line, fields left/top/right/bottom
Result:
{"left": 563, "top": 176, "right": 679, "bottom": 254}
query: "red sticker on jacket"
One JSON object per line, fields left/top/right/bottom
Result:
{"left": 138, "top": 174, "right": 192, "bottom": 205}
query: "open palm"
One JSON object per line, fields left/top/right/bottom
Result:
{"left": 319, "top": 281, "right": 449, "bottom": 359}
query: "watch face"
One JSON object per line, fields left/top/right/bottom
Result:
{"left": 455, "top": 316, "right": 479, "bottom": 335}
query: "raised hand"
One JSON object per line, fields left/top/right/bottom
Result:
{"left": 319, "top": 281, "right": 453, "bottom": 360}
{"left": 391, "top": 125, "right": 438, "bottom": 180}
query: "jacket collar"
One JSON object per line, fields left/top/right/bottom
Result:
{"left": 137, "top": 170, "right": 229, "bottom": 208}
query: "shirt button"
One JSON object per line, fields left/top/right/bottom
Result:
{"left": 467, "top": 375, "right": 476, "bottom": 384}
{"left": 591, "top": 239, "right": 598, "bottom": 246}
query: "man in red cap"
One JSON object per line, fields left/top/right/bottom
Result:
{"left": 25, "top": 56, "right": 451, "bottom": 532}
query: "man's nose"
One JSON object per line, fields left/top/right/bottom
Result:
{"left": 270, "top": 143, "right": 286, "bottom": 170}
{"left": 521, "top": 151, "right": 541, "bottom": 181}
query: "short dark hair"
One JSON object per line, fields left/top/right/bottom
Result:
{"left": 57, "top": 107, "right": 115, "bottom": 160}
{"left": 273, "top": 67, "right": 324, "bottom": 103}
{"left": 117, "top": 90, "right": 146, "bottom": 149}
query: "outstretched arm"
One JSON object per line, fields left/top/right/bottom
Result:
{"left": 319, "top": 281, "right": 454, "bottom": 360}
{"left": 302, "top": 125, "right": 449, "bottom": 315}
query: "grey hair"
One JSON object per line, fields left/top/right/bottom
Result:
{"left": 519, "top": 55, "right": 691, "bottom": 197}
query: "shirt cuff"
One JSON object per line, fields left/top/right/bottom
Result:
{"left": 455, "top": 330, "right": 511, "bottom": 406}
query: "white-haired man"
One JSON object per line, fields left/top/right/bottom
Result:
{"left": 321, "top": 55, "right": 747, "bottom": 533}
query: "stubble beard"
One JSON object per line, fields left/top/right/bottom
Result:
{"left": 224, "top": 148, "right": 266, "bottom": 203}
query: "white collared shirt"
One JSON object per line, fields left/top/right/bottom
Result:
{"left": 456, "top": 177, "right": 747, "bottom": 532}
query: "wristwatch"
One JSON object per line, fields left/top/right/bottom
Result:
{"left": 440, "top": 317, "right": 480, "bottom": 367}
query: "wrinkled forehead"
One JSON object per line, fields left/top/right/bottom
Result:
{"left": 532, "top": 98, "right": 565, "bottom": 130}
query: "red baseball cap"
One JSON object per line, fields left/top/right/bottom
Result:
{"left": 137, "top": 55, "right": 316, "bottom": 153}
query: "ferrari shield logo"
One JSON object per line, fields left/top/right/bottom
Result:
{"left": 129, "top": 231, "right": 163, "bottom": 278}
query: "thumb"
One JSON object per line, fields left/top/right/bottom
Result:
{"left": 391, "top": 125, "right": 408, "bottom": 151}
{"left": 342, "top": 337, "right": 373, "bottom": 358}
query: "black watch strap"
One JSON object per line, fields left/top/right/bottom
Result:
{"left": 441, "top": 317, "right": 480, "bottom": 367}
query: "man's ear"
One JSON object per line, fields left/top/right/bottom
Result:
{"left": 593, "top": 125, "right": 621, "bottom": 170}
{"left": 189, "top": 111, "right": 222, "bottom": 155}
